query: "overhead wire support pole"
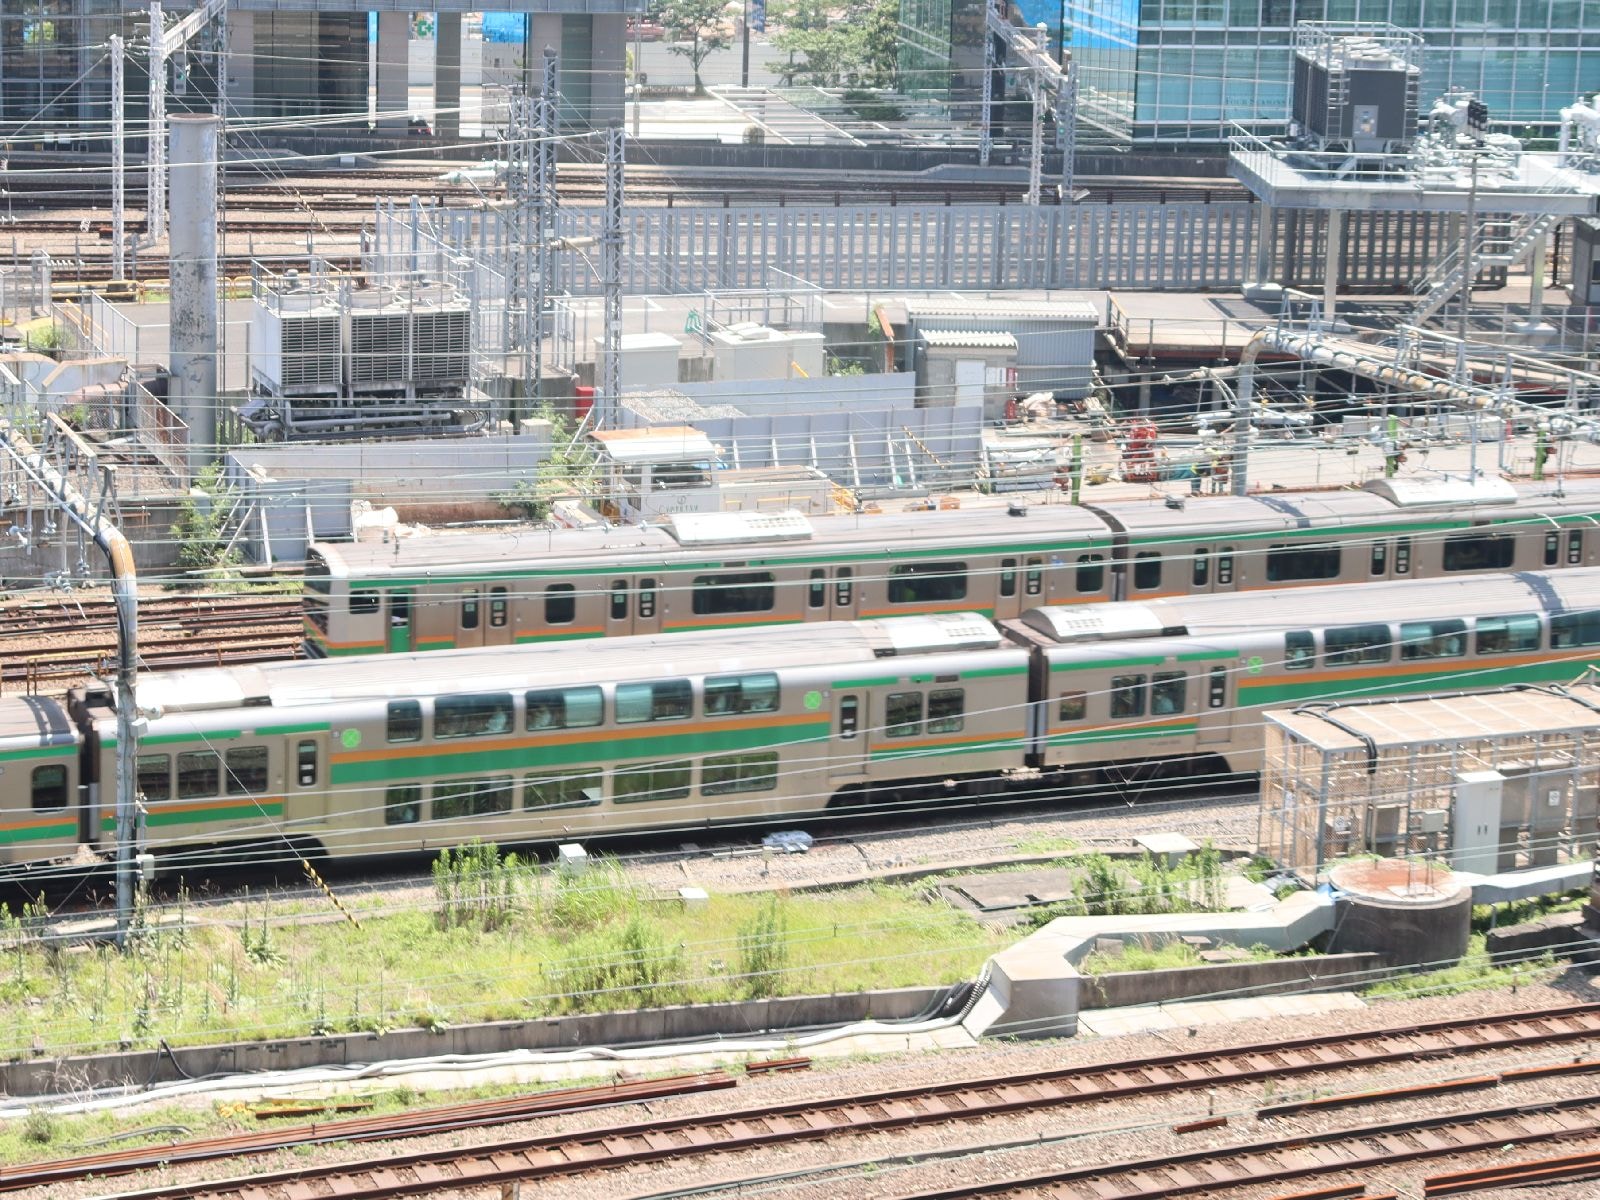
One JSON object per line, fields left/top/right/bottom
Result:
{"left": 146, "top": 2, "right": 166, "bottom": 245}
{"left": 533, "top": 47, "right": 561, "bottom": 404}
{"left": 599, "top": 119, "right": 626, "bottom": 429}
{"left": 506, "top": 87, "right": 535, "bottom": 397}
{"left": 978, "top": 0, "right": 996, "bottom": 169}
{"left": 1024, "top": 24, "right": 1047, "bottom": 207}
{"left": 110, "top": 35, "right": 125, "bottom": 283}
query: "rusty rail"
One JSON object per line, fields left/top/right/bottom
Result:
{"left": 1425, "top": 1147, "right": 1600, "bottom": 1195}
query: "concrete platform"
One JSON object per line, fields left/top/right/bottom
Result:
{"left": 1078, "top": 992, "right": 1366, "bottom": 1038}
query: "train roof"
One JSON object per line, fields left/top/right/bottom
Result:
{"left": 135, "top": 613, "right": 1011, "bottom": 715}
{"left": 308, "top": 478, "right": 1600, "bottom": 580}
{"left": 0, "top": 696, "right": 73, "bottom": 748}
{"left": 1019, "top": 569, "right": 1586, "bottom": 644}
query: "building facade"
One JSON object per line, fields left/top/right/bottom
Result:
{"left": 904, "top": 0, "right": 1600, "bottom": 146}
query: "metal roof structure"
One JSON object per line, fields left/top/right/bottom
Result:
{"left": 919, "top": 330, "right": 1020, "bottom": 350}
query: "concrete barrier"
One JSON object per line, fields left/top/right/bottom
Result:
{"left": 1080, "top": 953, "right": 1385, "bottom": 1009}
{"left": 0, "top": 986, "right": 947, "bottom": 1099}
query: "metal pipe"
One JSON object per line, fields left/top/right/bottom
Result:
{"left": 0, "top": 424, "right": 138, "bottom": 944}
{"left": 168, "top": 113, "right": 220, "bottom": 480}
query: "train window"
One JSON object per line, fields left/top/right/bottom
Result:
{"left": 350, "top": 590, "right": 380, "bottom": 615}
{"left": 1399, "top": 619, "right": 1467, "bottom": 660}
{"left": 1151, "top": 672, "right": 1186, "bottom": 715}
{"left": 1325, "top": 624, "right": 1392, "bottom": 667}
{"left": 616, "top": 678, "right": 693, "bottom": 724}
{"left": 384, "top": 784, "right": 421, "bottom": 825}
{"left": 1443, "top": 534, "right": 1515, "bottom": 573}
{"left": 1371, "top": 541, "right": 1387, "bottom": 576}
{"left": 638, "top": 579, "right": 657, "bottom": 619}
{"left": 137, "top": 754, "right": 171, "bottom": 802}
{"left": 927, "top": 688, "right": 965, "bottom": 734}
{"left": 839, "top": 696, "right": 860, "bottom": 739}
{"left": 460, "top": 591, "right": 481, "bottom": 630}
{"left": 545, "top": 583, "right": 576, "bottom": 625}
{"left": 1075, "top": 554, "right": 1104, "bottom": 594}
{"left": 1286, "top": 631, "right": 1315, "bottom": 670}
{"left": 705, "top": 672, "right": 780, "bottom": 715}
{"left": 1570, "top": 530, "right": 1584, "bottom": 564}
{"left": 387, "top": 700, "right": 422, "bottom": 743}
{"left": 888, "top": 562, "right": 968, "bottom": 604}
{"left": 1207, "top": 667, "right": 1227, "bottom": 709}
{"left": 1192, "top": 548, "right": 1209, "bottom": 589}
{"left": 296, "top": 740, "right": 318, "bottom": 788}
{"left": 1133, "top": 552, "right": 1162, "bottom": 591}
{"left": 1000, "top": 559, "right": 1017, "bottom": 598}
{"left": 1110, "top": 675, "right": 1147, "bottom": 719}
{"left": 1395, "top": 538, "right": 1411, "bottom": 574}
{"left": 434, "top": 693, "right": 515, "bottom": 739}
{"left": 176, "top": 750, "right": 221, "bottom": 800}
{"left": 1217, "top": 549, "right": 1234, "bottom": 585}
{"left": 886, "top": 692, "right": 923, "bottom": 738}
{"left": 305, "top": 554, "right": 332, "bottom": 594}
{"left": 525, "top": 769, "right": 603, "bottom": 810}
{"left": 1546, "top": 531, "right": 1561, "bottom": 567}
{"left": 1551, "top": 611, "right": 1600, "bottom": 648}
{"left": 693, "top": 571, "right": 776, "bottom": 615}
{"left": 610, "top": 580, "right": 629, "bottom": 621}
{"left": 225, "top": 746, "right": 269, "bottom": 796}
{"left": 1025, "top": 557, "right": 1043, "bottom": 596}
{"left": 614, "top": 760, "right": 692, "bottom": 804}
{"left": 808, "top": 570, "right": 827, "bottom": 609}
{"left": 1266, "top": 544, "right": 1341, "bottom": 583}
{"left": 702, "top": 752, "right": 780, "bottom": 795}
{"left": 1058, "top": 692, "right": 1087, "bottom": 721}
{"left": 431, "top": 776, "right": 514, "bottom": 820}
{"left": 389, "top": 592, "right": 411, "bottom": 631}
{"left": 836, "top": 568, "right": 854, "bottom": 607}
{"left": 30, "top": 765, "right": 67, "bottom": 811}
{"left": 526, "top": 686, "right": 604, "bottom": 730}
{"left": 1476, "top": 614, "right": 1541, "bottom": 655}
{"left": 489, "top": 587, "right": 509, "bottom": 628}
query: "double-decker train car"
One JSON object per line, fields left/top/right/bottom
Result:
{"left": 303, "top": 477, "right": 1600, "bottom": 658}
{"left": 4, "top": 568, "right": 1600, "bottom": 877}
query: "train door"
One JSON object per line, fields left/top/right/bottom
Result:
{"left": 286, "top": 733, "right": 331, "bottom": 829}
{"left": 484, "top": 585, "right": 513, "bottom": 646}
{"left": 387, "top": 590, "right": 414, "bottom": 653}
{"left": 634, "top": 577, "right": 663, "bottom": 635}
{"left": 1195, "top": 665, "right": 1232, "bottom": 745}
{"left": 607, "top": 577, "right": 632, "bottom": 636}
{"left": 456, "top": 589, "right": 486, "bottom": 649}
{"left": 804, "top": 569, "right": 830, "bottom": 622}
{"left": 831, "top": 567, "right": 858, "bottom": 620}
{"left": 996, "top": 557, "right": 1020, "bottom": 619}
{"left": 1211, "top": 546, "right": 1237, "bottom": 593}
{"left": 831, "top": 692, "right": 869, "bottom": 781}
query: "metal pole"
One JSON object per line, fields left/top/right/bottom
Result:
{"left": 1322, "top": 207, "right": 1343, "bottom": 327}
{"left": 633, "top": 18, "right": 643, "bottom": 139}
{"left": 1025, "top": 24, "right": 1047, "bottom": 207}
{"left": 1458, "top": 152, "right": 1479, "bottom": 350}
{"left": 600, "top": 120, "right": 625, "bottom": 428}
{"left": 534, "top": 47, "right": 560, "bottom": 403}
{"left": 146, "top": 2, "right": 167, "bottom": 244}
{"left": 741, "top": 0, "right": 751, "bottom": 88}
{"left": 110, "top": 35, "right": 126, "bottom": 283}
{"left": 979, "top": 0, "right": 995, "bottom": 169}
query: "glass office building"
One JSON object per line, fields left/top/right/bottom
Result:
{"left": 904, "top": 0, "right": 1600, "bottom": 145}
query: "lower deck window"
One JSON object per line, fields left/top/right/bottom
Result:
{"left": 385, "top": 784, "right": 421, "bottom": 825}
{"left": 137, "top": 754, "right": 171, "bottom": 802}
{"left": 1151, "top": 672, "right": 1186, "bottom": 715}
{"left": 225, "top": 746, "right": 269, "bottom": 795}
{"left": 431, "top": 777, "right": 514, "bottom": 820}
{"left": 177, "top": 750, "right": 221, "bottom": 800}
{"left": 1059, "top": 692, "right": 1087, "bottom": 721}
{"left": 525, "top": 769, "right": 603, "bottom": 810}
{"left": 702, "top": 752, "right": 779, "bottom": 795}
{"left": 885, "top": 691, "right": 923, "bottom": 738}
{"left": 614, "top": 761, "right": 692, "bottom": 804}
{"left": 1110, "top": 675, "right": 1146, "bottom": 718}
{"left": 927, "top": 688, "right": 965, "bottom": 734}
{"left": 31, "top": 764, "right": 67, "bottom": 810}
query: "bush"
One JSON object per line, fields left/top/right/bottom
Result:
{"left": 543, "top": 912, "right": 686, "bottom": 1012}
{"left": 736, "top": 896, "right": 788, "bottom": 999}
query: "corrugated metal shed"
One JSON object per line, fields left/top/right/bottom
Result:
{"left": 903, "top": 300, "right": 1098, "bottom": 399}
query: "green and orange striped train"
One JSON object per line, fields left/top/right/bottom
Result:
{"left": 1, "top": 567, "right": 1597, "bottom": 876}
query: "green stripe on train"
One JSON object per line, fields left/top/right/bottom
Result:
{"left": 0, "top": 743, "right": 76, "bottom": 763}
{"left": 99, "top": 799, "right": 287, "bottom": 833}
{"left": 1046, "top": 721, "right": 1198, "bottom": 747}
{"left": 0, "top": 821, "right": 77, "bottom": 845}
{"left": 1236, "top": 659, "right": 1574, "bottom": 708}
{"left": 868, "top": 737, "right": 1011, "bottom": 762}
{"left": 330, "top": 721, "right": 833, "bottom": 786}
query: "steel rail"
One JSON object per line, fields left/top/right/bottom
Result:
{"left": 68, "top": 1003, "right": 1600, "bottom": 1200}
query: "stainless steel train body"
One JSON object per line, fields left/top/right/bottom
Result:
{"left": 5, "top": 566, "right": 1600, "bottom": 873}
{"left": 304, "top": 478, "right": 1600, "bottom": 658}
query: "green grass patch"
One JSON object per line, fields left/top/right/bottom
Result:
{"left": 1363, "top": 933, "right": 1555, "bottom": 1001}
{"left": 1471, "top": 889, "right": 1587, "bottom": 934}
{"left": 0, "top": 857, "right": 1002, "bottom": 1061}
{"left": 1079, "top": 939, "right": 1279, "bottom": 975}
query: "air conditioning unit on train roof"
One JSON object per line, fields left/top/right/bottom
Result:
{"left": 666, "top": 509, "right": 814, "bottom": 546}
{"left": 1020, "top": 604, "right": 1180, "bottom": 644}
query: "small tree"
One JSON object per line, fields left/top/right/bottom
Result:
{"left": 658, "top": 0, "right": 729, "bottom": 93}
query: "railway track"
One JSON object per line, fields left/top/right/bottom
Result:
{"left": 14, "top": 1002, "right": 1600, "bottom": 1198}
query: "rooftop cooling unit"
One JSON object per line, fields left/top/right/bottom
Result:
{"left": 1292, "top": 24, "right": 1422, "bottom": 155}
{"left": 346, "top": 295, "right": 410, "bottom": 388}
{"left": 411, "top": 304, "right": 472, "bottom": 385}
{"left": 250, "top": 290, "right": 342, "bottom": 395}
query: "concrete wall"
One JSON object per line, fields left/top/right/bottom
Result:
{"left": 1080, "top": 953, "right": 1386, "bottom": 1009}
{"left": 0, "top": 986, "right": 947, "bottom": 1098}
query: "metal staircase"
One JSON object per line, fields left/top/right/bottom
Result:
{"left": 1410, "top": 211, "right": 1560, "bottom": 324}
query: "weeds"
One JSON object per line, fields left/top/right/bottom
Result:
{"left": 736, "top": 896, "right": 788, "bottom": 999}
{"left": 432, "top": 840, "right": 523, "bottom": 931}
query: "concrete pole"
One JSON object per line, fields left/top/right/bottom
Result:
{"left": 1527, "top": 230, "right": 1549, "bottom": 327}
{"left": 168, "top": 114, "right": 219, "bottom": 481}
{"left": 435, "top": 12, "right": 462, "bottom": 142}
{"left": 110, "top": 35, "right": 125, "bottom": 283}
{"left": 375, "top": 11, "right": 409, "bottom": 130}
{"left": 1254, "top": 203, "right": 1274, "bottom": 284}
{"left": 1322, "top": 207, "right": 1343, "bottom": 327}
